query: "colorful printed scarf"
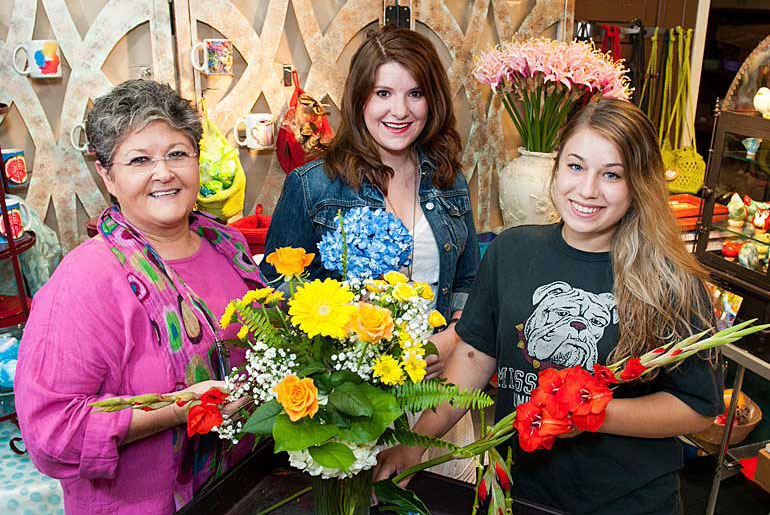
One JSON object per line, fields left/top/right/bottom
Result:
{"left": 97, "top": 206, "right": 263, "bottom": 507}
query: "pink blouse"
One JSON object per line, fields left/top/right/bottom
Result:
{"left": 16, "top": 236, "right": 252, "bottom": 514}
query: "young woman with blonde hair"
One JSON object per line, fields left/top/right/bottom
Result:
{"left": 376, "top": 98, "right": 722, "bottom": 514}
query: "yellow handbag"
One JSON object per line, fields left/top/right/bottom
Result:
{"left": 662, "top": 28, "right": 705, "bottom": 194}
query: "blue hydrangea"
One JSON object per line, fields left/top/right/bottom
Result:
{"left": 318, "top": 207, "right": 413, "bottom": 281}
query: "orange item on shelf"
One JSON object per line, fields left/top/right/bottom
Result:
{"left": 669, "top": 194, "right": 728, "bottom": 231}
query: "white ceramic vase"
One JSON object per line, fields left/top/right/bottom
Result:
{"left": 499, "top": 147, "right": 559, "bottom": 228}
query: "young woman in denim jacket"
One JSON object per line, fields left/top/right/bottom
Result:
{"left": 261, "top": 27, "right": 480, "bottom": 479}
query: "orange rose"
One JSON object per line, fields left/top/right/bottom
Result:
{"left": 349, "top": 302, "right": 395, "bottom": 343}
{"left": 265, "top": 247, "right": 314, "bottom": 276}
{"left": 273, "top": 374, "right": 319, "bottom": 421}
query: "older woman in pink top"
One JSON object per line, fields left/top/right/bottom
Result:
{"left": 15, "top": 80, "right": 263, "bottom": 514}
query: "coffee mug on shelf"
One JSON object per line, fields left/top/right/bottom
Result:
{"left": 70, "top": 122, "right": 88, "bottom": 152}
{"left": 0, "top": 196, "right": 32, "bottom": 243}
{"left": 190, "top": 39, "right": 233, "bottom": 75}
{"left": 1, "top": 149, "right": 29, "bottom": 186}
{"left": 13, "top": 40, "right": 62, "bottom": 78}
{"left": 234, "top": 113, "right": 275, "bottom": 150}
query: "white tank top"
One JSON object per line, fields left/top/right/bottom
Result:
{"left": 408, "top": 210, "right": 439, "bottom": 308}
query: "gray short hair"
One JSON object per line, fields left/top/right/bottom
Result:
{"left": 85, "top": 79, "right": 202, "bottom": 166}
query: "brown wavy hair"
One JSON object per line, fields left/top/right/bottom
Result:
{"left": 323, "top": 26, "right": 462, "bottom": 192}
{"left": 552, "top": 98, "right": 712, "bottom": 371}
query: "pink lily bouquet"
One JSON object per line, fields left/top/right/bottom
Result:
{"left": 473, "top": 37, "right": 631, "bottom": 153}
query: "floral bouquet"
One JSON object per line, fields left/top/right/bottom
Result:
{"left": 473, "top": 37, "right": 631, "bottom": 153}
{"left": 94, "top": 207, "right": 496, "bottom": 515}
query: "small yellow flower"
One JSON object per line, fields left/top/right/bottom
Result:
{"left": 393, "top": 283, "right": 418, "bottom": 301}
{"left": 383, "top": 271, "right": 408, "bottom": 285}
{"left": 365, "top": 279, "right": 389, "bottom": 292}
{"left": 242, "top": 287, "right": 274, "bottom": 305}
{"left": 428, "top": 310, "right": 447, "bottom": 328}
{"left": 237, "top": 324, "right": 249, "bottom": 339}
{"left": 372, "top": 355, "right": 405, "bottom": 385}
{"left": 219, "top": 302, "right": 236, "bottom": 329}
{"left": 404, "top": 356, "right": 427, "bottom": 383}
{"left": 264, "top": 290, "right": 285, "bottom": 304}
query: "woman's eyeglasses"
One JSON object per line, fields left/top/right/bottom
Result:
{"left": 111, "top": 150, "right": 198, "bottom": 171}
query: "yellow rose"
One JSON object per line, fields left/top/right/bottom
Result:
{"left": 266, "top": 247, "right": 314, "bottom": 276}
{"left": 273, "top": 374, "right": 319, "bottom": 422}
{"left": 428, "top": 310, "right": 447, "bottom": 328}
{"left": 349, "top": 302, "right": 394, "bottom": 343}
{"left": 393, "top": 282, "right": 418, "bottom": 301}
{"left": 412, "top": 281, "right": 435, "bottom": 301}
{"left": 383, "top": 271, "right": 408, "bottom": 285}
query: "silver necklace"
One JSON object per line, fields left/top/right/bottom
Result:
{"left": 384, "top": 160, "right": 419, "bottom": 279}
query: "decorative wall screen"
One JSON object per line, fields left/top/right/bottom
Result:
{"left": 1, "top": 0, "right": 573, "bottom": 250}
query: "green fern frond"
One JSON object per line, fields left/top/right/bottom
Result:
{"left": 394, "top": 382, "right": 493, "bottom": 412}
{"left": 392, "top": 428, "right": 459, "bottom": 451}
{"left": 377, "top": 427, "right": 398, "bottom": 447}
{"left": 235, "top": 304, "right": 283, "bottom": 348}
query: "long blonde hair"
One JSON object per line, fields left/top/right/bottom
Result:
{"left": 553, "top": 98, "right": 711, "bottom": 369}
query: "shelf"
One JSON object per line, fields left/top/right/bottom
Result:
{"left": 0, "top": 231, "right": 35, "bottom": 261}
{"left": 712, "top": 221, "right": 770, "bottom": 246}
{"left": 0, "top": 295, "right": 31, "bottom": 328}
{"left": 724, "top": 151, "right": 766, "bottom": 165}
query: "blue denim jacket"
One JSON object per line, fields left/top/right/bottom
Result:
{"left": 260, "top": 153, "right": 480, "bottom": 319}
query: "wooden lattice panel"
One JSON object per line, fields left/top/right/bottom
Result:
{"left": 0, "top": 0, "right": 175, "bottom": 250}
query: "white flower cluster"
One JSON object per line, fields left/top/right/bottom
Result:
{"left": 287, "top": 440, "right": 380, "bottom": 479}
{"left": 330, "top": 344, "right": 377, "bottom": 381}
{"left": 212, "top": 414, "right": 243, "bottom": 443}
{"left": 224, "top": 341, "right": 297, "bottom": 405}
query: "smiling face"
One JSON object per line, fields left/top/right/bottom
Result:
{"left": 553, "top": 127, "right": 632, "bottom": 252}
{"left": 95, "top": 120, "right": 199, "bottom": 236}
{"left": 363, "top": 61, "right": 428, "bottom": 166}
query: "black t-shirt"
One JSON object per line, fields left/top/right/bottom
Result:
{"left": 456, "top": 224, "right": 723, "bottom": 515}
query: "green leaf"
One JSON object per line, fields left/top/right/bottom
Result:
{"left": 331, "top": 370, "right": 363, "bottom": 386}
{"left": 373, "top": 480, "right": 432, "bottom": 515}
{"left": 423, "top": 340, "right": 438, "bottom": 358}
{"left": 241, "top": 399, "right": 282, "bottom": 435}
{"left": 296, "top": 362, "right": 327, "bottom": 377}
{"left": 329, "top": 382, "right": 374, "bottom": 417}
{"left": 313, "top": 372, "right": 333, "bottom": 393}
{"left": 318, "top": 405, "right": 351, "bottom": 429}
{"left": 308, "top": 442, "right": 355, "bottom": 471}
{"left": 338, "top": 384, "right": 402, "bottom": 443}
{"left": 272, "top": 413, "right": 338, "bottom": 452}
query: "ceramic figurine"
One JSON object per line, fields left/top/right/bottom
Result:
{"left": 739, "top": 242, "right": 760, "bottom": 270}
{"left": 744, "top": 194, "right": 758, "bottom": 218}
{"left": 722, "top": 240, "right": 743, "bottom": 262}
{"left": 754, "top": 87, "right": 770, "bottom": 119}
{"left": 727, "top": 192, "right": 747, "bottom": 230}
{"left": 753, "top": 208, "right": 770, "bottom": 235}
{"left": 742, "top": 138, "right": 762, "bottom": 160}
{"left": 758, "top": 243, "right": 769, "bottom": 262}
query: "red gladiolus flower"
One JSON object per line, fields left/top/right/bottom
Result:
{"left": 200, "top": 387, "right": 228, "bottom": 405}
{"left": 176, "top": 398, "right": 190, "bottom": 407}
{"left": 141, "top": 406, "right": 154, "bottom": 411}
{"left": 514, "top": 401, "right": 572, "bottom": 452}
{"left": 671, "top": 349, "right": 682, "bottom": 357}
{"left": 619, "top": 357, "right": 647, "bottom": 381}
{"left": 652, "top": 347, "right": 666, "bottom": 354}
{"left": 531, "top": 368, "right": 569, "bottom": 414}
{"left": 495, "top": 462, "right": 511, "bottom": 491}
{"left": 592, "top": 363, "right": 617, "bottom": 386}
{"left": 553, "top": 367, "right": 612, "bottom": 430}
{"left": 478, "top": 477, "right": 488, "bottom": 501}
{"left": 187, "top": 403, "right": 223, "bottom": 437}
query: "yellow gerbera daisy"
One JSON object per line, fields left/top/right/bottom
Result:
{"left": 288, "top": 278, "right": 356, "bottom": 338}
{"left": 219, "top": 301, "right": 236, "bottom": 329}
{"left": 372, "top": 355, "right": 405, "bottom": 385}
{"left": 404, "top": 356, "right": 427, "bottom": 383}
